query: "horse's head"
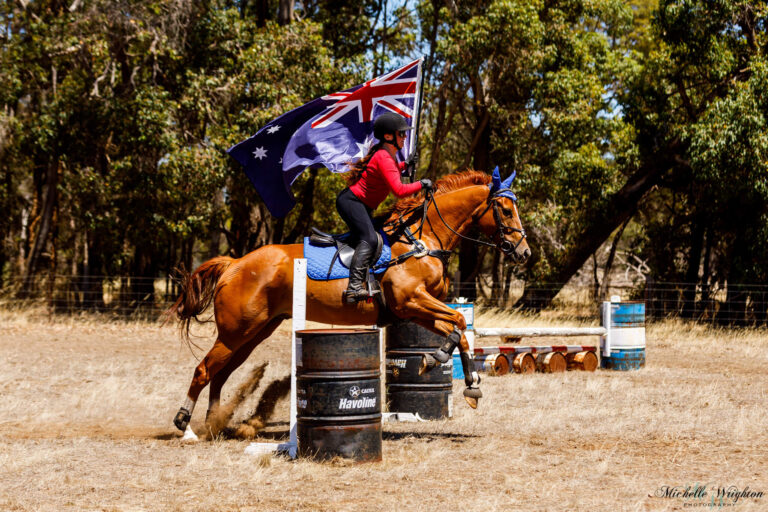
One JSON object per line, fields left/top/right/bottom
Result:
{"left": 476, "top": 167, "right": 531, "bottom": 264}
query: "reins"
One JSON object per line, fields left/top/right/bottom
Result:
{"left": 377, "top": 180, "right": 527, "bottom": 270}
{"left": 422, "top": 188, "right": 497, "bottom": 249}
{"left": 413, "top": 187, "right": 527, "bottom": 255}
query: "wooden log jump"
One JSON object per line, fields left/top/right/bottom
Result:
{"left": 472, "top": 327, "right": 604, "bottom": 375}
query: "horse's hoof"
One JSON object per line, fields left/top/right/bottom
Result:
{"left": 419, "top": 354, "right": 437, "bottom": 375}
{"left": 181, "top": 425, "right": 199, "bottom": 442}
{"left": 174, "top": 407, "right": 191, "bottom": 432}
{"left": 463, "top": 387, "right": 482, "bottom": 409}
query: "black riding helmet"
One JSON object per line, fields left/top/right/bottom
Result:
{"left": 373, "top": 112, "right": 413, "bottom": 141}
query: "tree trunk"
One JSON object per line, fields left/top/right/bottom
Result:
{"left": 256, "top": 0, "right": 269, "bottom": 27}
{"left": 427, "top": 73, "right": 449, "bottom": 177}
{"left": 599, "top": 216, "right": 631, "bottom": 301}
{"left": 682, "top": 214, "right": 705, "bottom": 318}
{"left": 82, "top": 231, "right": 106, "bottom": 311}
{"left": 208, "top": 189, "right": 224, "bottom": 259}
{"left": 457, "top": 238, "right": 480, "bottom": 301}
{"left": 20, "top": 159, "right": 58, "bottom": 298}
{"left": 472, "top": 111, "right": 491, "bottom": 172}
{"left": 722, "top": 227, "right": 750, "bottom": 326}
{"left": 700, "top": 226, "right": 713, "bottom": 318}
{"left": 278, "top": 0, "right": 293, "bottom": 25}
{"left": 271, "top": 217, "right": 285, "bottom": 245}
{"left": 130, "top": 245, "right": 158, "bottom": 311}
{"left": 502, "top": 263, "right": 514, "bottom": 308}
{"left": 469, "top": 72, "right": 491, "bottom": 172}
{"left": 591, "top": 253, "right": 600, "bottom": 301}
{"left": 518, "top": 144, "right": 679, "bottom": 310}
{"left": 490, "top": 251, "right": 502, "bottom": 307}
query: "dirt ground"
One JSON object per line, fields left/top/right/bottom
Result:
{"left": 0, "top": 311, "right": 766, "bottom": 511}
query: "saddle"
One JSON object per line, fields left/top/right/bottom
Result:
{"left": 308, "top": 227, "right": 384, "bottom": 272}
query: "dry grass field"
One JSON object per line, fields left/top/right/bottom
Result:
{"left": 0, "top": 309, "right": 766, "bottom": 511}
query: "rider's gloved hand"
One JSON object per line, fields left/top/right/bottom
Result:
{"left": 420, "top": 178, "right": 433, "bottom": 191}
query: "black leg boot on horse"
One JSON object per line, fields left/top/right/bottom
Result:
{"left": 420, "top": 327, "right": 483, "bottom": 408}
{"left": 343, "top": 241, "right": 380, "bottom": 303}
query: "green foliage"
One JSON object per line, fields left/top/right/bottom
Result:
{"left": 419, "top": 0, "right": 637, "bottom": 282}
{"left": 623, "top": 0, "right": 768, "bottom": 291}
{"left": 2, "top": 0, "right": 768, "bottom": 315}
{"left": 1, "top": 0, "right": 362, "bottom": 283}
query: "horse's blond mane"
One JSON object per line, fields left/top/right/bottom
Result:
{"left": 383, "top": 170, "right": 491, "bottom": 219}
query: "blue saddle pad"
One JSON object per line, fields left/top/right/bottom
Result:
{"left": 303, "top": 233, "right": 392, "bottom": 281}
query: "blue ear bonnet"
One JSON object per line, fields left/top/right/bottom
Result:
{"left": 489, "top": 166, "right": 518, "bottom": 201}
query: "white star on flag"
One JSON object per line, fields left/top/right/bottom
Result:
{"left": 266, "top": 125, "right": 281, "bottom": 134}
{"left": 353, "top": 136, "right": 375, "bottom": 159}
{"left": 252, "top": 147, "right": 267, "bottom": 160}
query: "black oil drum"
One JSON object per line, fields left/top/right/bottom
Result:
{"left": 385, "top": 348, "right": 453, "bottom": 385}
{"left": 386, "top": 383, "right": 453, "bottom": 420}
{"left": 297, "top": 371, "right": 380, "bottom": 416}
{"left": 297, "top": 415, "right": 382, "bottom": 462}
{"left": 386, "top": 321, "right": 444, "bottom": 349}
{"left": 385, "top": 324, "right": 454, "bottom": 420}
{"left": 298, "top": 329, "right": 380, "bottom": 371}
{"left": 295, "top": 329, "right": 382, "bottom": 462}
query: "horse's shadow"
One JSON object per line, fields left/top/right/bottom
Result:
{"left": 382, "top": 431, "right": 477, "bottom": 443}
{"left": 153, "top": 433, "right": 180, "bottom": 441}
{"left": 158, "top": 421, "right": 479, "bottom": 444}
{"left": 242, "top": 422, "right": 478, "bottom": 444}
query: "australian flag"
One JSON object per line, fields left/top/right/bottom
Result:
{"left": 228, "top": 58, "right": 423, "bottom": 217}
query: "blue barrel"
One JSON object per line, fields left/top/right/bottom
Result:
{"left": 601, "top": 301, "right": 646, "bottom": 371}
{"left": 447, "top": 302, "right": 474, "bottom": 379}
{"left": 446, "top": 302, "right": 474, "bottom": 329}
{"left": 452, "top": 353, "right": 463, "bottom": 379}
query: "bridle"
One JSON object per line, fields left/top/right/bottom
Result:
{"left": 485, "top": 188, "right": 528, "bottom": 257}
{"left": 394, "top": 185, "right": 527, "bottom": 260}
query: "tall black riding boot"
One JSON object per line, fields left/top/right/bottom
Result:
{"left": 344, "top": 241, "right": 374, "bottom": 303}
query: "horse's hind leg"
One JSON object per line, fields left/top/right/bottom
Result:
{"left": 174, "top": 338, "right": 236, "bottom": 432}
{"left": 206, "top": 316, "right": 286, "bottom": 419}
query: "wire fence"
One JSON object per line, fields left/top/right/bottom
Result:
{"left": 1, "top": 274, "right": 767, "bottom": 326}
{"left": 469, "top": 280, "right": 768, "bottom": 326}
{"left": 0, "top": 275, "right": 180, "bottom": 319}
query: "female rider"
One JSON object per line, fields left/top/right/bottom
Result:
{"left": 337, "top": 112, "right": 433, "bottom": 303}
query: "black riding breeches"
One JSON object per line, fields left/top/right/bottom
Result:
{"left": 336, "top": 188, "right": 378, "bottom": 249}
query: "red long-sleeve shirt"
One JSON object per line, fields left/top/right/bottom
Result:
{"left": 349, "top": 149, "right": 423, "bottom": 209}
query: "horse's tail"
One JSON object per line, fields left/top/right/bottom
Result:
{"left": 165, "top": 256, "right": 234, "bottom": 342}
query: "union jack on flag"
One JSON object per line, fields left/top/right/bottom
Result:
{"left": 311, "top": 59, "right": 420, "bottom": 128}
{"left": 228, "top": 58, "right": 424, "bottom": 218}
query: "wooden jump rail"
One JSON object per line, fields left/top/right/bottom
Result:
{"left": 474, "top": 327, "right": 607, "bottom": 338}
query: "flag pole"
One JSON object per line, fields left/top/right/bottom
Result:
{"left": 408, "top": 57, "right": 426, "bottom": 183}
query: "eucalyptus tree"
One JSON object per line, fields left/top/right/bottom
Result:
{"left": 417, "top": 0, "right": 639, "bottom": 305}
{"left": 625, "top": 0, "right": 768, "bottom": 323}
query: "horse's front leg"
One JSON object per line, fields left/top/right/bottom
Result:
{"left": 395, "top": 286, "right": 482, "bottom": 409}
{"left": 421, "top": 329, "right": 482, "bottom": 409}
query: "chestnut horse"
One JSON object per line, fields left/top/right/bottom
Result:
{"left": 168, "top": 169, "right": 530, "bottom": 433}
